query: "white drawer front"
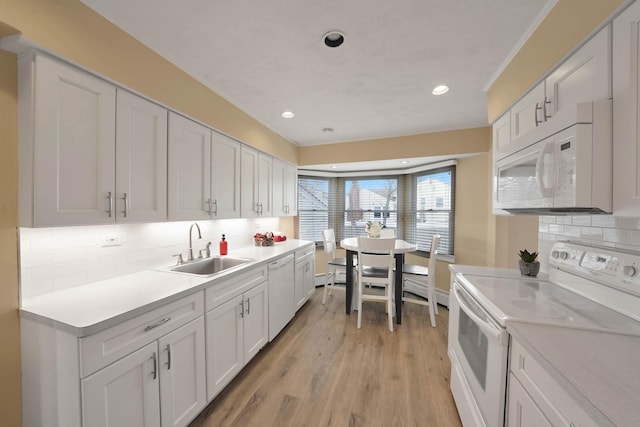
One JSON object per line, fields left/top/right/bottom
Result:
{"left": 510, "top": 339, "right": 600, "bottom": 427}
{"left": 205, "top": 265, "right": 268, "bottom": 311}
{"left": 80, "top": 292, "right": 204, "bottom": 377}
{"left": 295, "top": 246, "right": 314, "bottom": 262}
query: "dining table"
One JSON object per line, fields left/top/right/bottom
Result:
{"left": 340, "top": 237, "right": 418, "bottom": 324}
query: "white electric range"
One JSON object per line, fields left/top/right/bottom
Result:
{"left": 447, "top": 241, "right": 640, "bottom": 427}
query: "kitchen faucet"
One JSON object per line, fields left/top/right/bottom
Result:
{"left": 188, "top": 222, "right": 202, "bottom": 261}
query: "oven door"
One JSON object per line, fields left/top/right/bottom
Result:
{"left": 448, "top": 281, "right": 509, "bottom": 427}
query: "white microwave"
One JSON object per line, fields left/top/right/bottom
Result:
{"left": 493, "top": 99, "right": 612, "bottom": 215}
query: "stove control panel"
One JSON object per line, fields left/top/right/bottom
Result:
{"left": 549, "top": 242, "right": 640, "bottom": 295}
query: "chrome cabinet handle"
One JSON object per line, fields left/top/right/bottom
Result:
{"left": 151, "top": 352, "right": 158, "bottom": 380}
{"left": 246, "top": 298, "right": 251, "bottom": 315}
{"left": 213, "top": 199, "right": 218, "bottom": 216}
{"left": 543, "top": 96, "right": 551, "bottom": 120}
{"left": 144, "top": 317, "right": 171, "bottom": 332}
{"left": 122, "top": 193, "right": 128, "bottom": 218}
{"left": 165, "top": 344, "right": 171, "bottom": 370}
{"left": 107, "top": 192, "right": 113, "bottom": 218}
{"left": 239, "top": 301, "right": 244, "bottom": 318}
{"left": 206, "top": 198, "right": 212, "bottom": 216}
{"left": 535, "top": 102, "right": 542, "bottom": 126}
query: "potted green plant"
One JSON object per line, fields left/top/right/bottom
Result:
{"left": 518, "top": 249, "right": 540, "bottom": 277}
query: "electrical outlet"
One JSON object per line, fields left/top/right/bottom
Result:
{"left": 103, "top": 235, "right": 122, "bottom": 247}
{"left": 256, "top": 222, "right": 261, "bottom": 229}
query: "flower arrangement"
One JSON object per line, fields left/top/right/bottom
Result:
{"left": 365, "top": 220, "right": 384, "bottom": 238}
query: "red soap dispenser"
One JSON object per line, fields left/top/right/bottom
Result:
{"left": 220, "top": 234, "right": 228, "bottom": 255}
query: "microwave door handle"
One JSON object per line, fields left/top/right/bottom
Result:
{"left": 535, "top": 141, "right": 554, "bottom": 199}
{"left": 452, "top": 283, "right": 508, "bottom": 345}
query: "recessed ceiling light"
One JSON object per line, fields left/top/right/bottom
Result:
{"left": 322, "top": 127, "right": 334, "bottom": 133}
{"left": 432, "top": 85, "right": 450, "bottom": 95}
{"left": 281, "top": 111, "right": 294, "bottom": 118}
{"left": 323, "top": 31, "right": 345, "bottom": 48}
{"left": 400, "top": 160, "right": 410, "bottom": 165}
{"left": 330, "top": 165, "right": 339, "bottom": 169}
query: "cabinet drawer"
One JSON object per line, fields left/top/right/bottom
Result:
{"left": 296, "top": 246, "right": 314, "bottom": 263}
{"left": 205, "top": 265, "right": 268, "bottom": 311}
{"left": 80, "top": 292, "right": 204, "bottom": 377}
{"left": 510, "top": 339, "right": 599, "bottom": 427}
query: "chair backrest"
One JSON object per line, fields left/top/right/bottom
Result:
{"left": 428, "top": 234, "right": 441, "bottom": 287}
{"left": 380, "top": 228, "right": 395, "bottom": 238}
{"left": 322, "top": 229, "right": 338, "bottom": 261}
{"left": 357, "top": 237, "right": 395, "bottom": 283}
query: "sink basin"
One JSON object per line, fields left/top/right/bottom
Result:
{"left": 170, "top": 256, "right": 253, "bottom": 276}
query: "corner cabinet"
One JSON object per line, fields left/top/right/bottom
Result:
{"left": 613, "top": 0, "right": 640, "bottom": 216}
{"left": 18, "top": 53, "right": 116, "bottom": 227}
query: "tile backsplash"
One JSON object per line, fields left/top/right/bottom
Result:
{"left": 539, "top": 215, "right": 640, "bottom": 272}
{"left": 19, "top": 217, "right": 280, "bottom": 301}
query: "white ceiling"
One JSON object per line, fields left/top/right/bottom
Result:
{"left": 81, "top": 0, "right": 553, "bottom": 170}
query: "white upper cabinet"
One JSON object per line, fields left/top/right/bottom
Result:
{"left": 492, "top": 111, "right": 512, "bottom": 153}
{"left": 19, "top": 53, "right": 116, "bottom": 227}
{"left": 510, "top": 82, "right": 545, "bottom": 141}
{"left": 241, "top": 147, "right": 273, "bottom": 217}
{"left": 211, "top": 133, "right": 241, "bottom": 219}
{"left": 168, "top": 112, "right": 212, "bottom": 221}
{"left": 273, "top": 159, "right": 298, "bottom": 217}
{"left": 507, "top": 25, "right": 611, "bottom": 145}
{"left": 545, "top": 25, "right": 611, "bottom": 118}
{"left": 613, "top": 1, "right": 640, "bottom": 216}
{"left": 115, "top": 90, "right": 168, "bottom": 223}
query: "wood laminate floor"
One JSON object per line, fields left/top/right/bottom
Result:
{"left": 190, "top": 288, "right": 462, "bottom": 427}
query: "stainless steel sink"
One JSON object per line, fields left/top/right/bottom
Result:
{"left": 170, "top": 256, "right": 253, "bottom": 276}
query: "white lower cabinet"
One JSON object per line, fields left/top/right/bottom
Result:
{"left": 205, "top": 281, "right": 268, "bottom": 400}
{"left": 82, "top": 317, "right": 206, "bottom": 427}
{"left": 295, "top": 246, "right": 315, "bottom": 311}
{"left": 268, "top": 253, "right": 296, "bottom": 341}
{"left": 507, "top": 339, "right": 599, "bottom": 427}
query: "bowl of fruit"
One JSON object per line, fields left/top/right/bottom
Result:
{"left": 254, "top": 232, "right": 274, "bottom": 246}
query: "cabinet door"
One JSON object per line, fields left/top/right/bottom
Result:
{"left": 33, "top": 54, "right": 116, "bottom": 226}
{"left": 116, "top": 90, "right": 168, "bottom": 223}
{"left": 240, "top": 146, "right": 259, "bottom": 217}
{"left": 205, "top": 294, "right": 244, "bottom": 401}
{"left": 506, "top": 374, "right": 553, "bottom": 427}
{"left": 168, "top": 112, "right": 212, "bottom": 220}
{"left": 305, "top": 258, "right": 315, "bottom": 299}
{"left": 546, "top": 25, "right": 611, "bottom": 118}
{"left": 614, "top": 1, "right": 640, "bottom": 216}
{"left": 294, "top": 260, "right": 307, "bottom": 311}
{"left": 158, "top": 317, "right": 206, "bottom": 427}
{"left": 493, "top": 111, "right": 511, "bottom": 152}
{"left": 82, "top": 342, "right": 160, "bottom": 427}
{"left": 211, "top": 133, "right": 241, "bottom": 219}
{"left": 258, "top": 153, "right": 273, "bottom": 217}
{"left": 510, "top": 82, "right": 545, "bottom": 141}
{"left": 243, "top": 281, "right": 268, "bottom": 363}
{"left": 272, "top": 159, "right": 287, "bottom": 217}
{"left": 285, "top": 163, "right": 298, "bottom": 216}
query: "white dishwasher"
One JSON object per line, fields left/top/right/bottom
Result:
{"left": 268, "top": 253, "right": 295, "bottom": 341}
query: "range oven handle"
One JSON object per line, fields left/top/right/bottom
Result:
{"left": 452, "top": 282, "right": 508, "bottom": 346}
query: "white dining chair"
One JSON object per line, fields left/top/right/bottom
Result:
{"left": 322, "top": 229, "right": 351, "bottom": 305}
{"left": 402, "top": 234, "right": 440, "bottom": 327}
{"left": 356, "top": 237, "right": 396, "bottom": 332}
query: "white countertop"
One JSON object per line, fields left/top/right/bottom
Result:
{"left": 340, "top": 237, "right": 418, "bottom": 253}
{"left": 21, "top": 239, "right": 314, "bottom": 337}
{"left": 508, "top": 322, "right": 640, "bottom": 427}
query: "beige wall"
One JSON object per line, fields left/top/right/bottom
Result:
{"left": 0, "top": 0, "right": 297, "bottom": 164}
{"left": 487, "top": 0, "right": 625, "bottom": 122}
{"left": 0, "top": 48, "right": 21, "bottom": 426}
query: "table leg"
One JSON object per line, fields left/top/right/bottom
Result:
{"left": 346, "top": 249, "right": 354, "bottom": 315}
{"left": 395, "top": 253, "right": 403, "bottom": 324}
